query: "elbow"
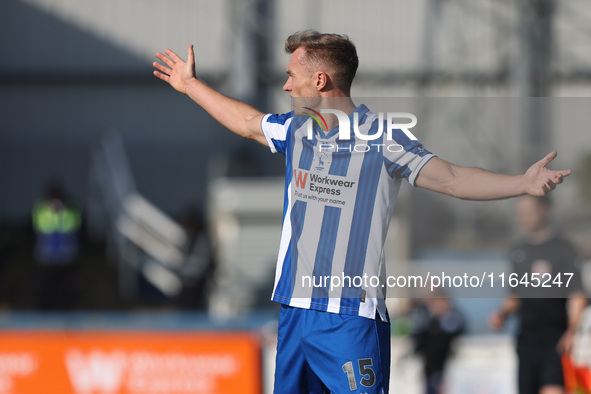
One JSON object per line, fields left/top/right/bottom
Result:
{"left": 417, "top": 158, "right": 472, "bottom": 199}
{"left": 242, "top": 113, "right": 264, "bottom": 140}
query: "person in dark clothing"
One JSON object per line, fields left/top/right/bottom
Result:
{"left": 412, "top": 296, "right": 465, "bottom": 394}
{"left": 489, "top": 195, "right": 588, "bottom": 394}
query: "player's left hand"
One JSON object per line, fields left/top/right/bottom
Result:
{"left": 523, "top": 151, "right": 571, "bottom": 196}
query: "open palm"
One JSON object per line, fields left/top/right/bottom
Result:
{"left": 153, "top": 45, "right": 196, "bottom": 94}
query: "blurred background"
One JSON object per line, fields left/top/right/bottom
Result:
{"left": 0, "top": 0, "right": 590, "bottom": 393}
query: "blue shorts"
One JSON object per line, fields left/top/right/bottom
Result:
{"left": 273, "top": 305, "right": 391, "bottom": 394}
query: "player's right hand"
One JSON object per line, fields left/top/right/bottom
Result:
{"left": 153, "top": 45, "right": 197, "bottom": 95}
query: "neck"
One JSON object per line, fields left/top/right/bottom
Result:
{"left": 318, "top": 96, "right": 357, "bottom": 131}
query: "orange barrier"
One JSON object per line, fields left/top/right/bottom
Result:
{"left": 0, "top": 331, "right": 261, "bottom": 394}
{"left": 563, "top": 354, "right": 591, "bottom": 394}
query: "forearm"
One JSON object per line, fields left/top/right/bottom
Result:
{"left": 418, "top": 158, "right": 527, "bottom": 201}
{"left": 185, "top": 78, "right": 267, "bottom": 145}
{"left": 567, "top": 295, "right": 588, "bottom": 333}
{"left": 153, "top": 46, "right": 268, "bottom": 145}
{"left": 444, "top": 166, "right": 526, "bottom": 200}
{"left": 556, "top": 295, "right": 587, "bottom": 353}
{"left": 417, "top": 153, "right": 570, "bottom": 199}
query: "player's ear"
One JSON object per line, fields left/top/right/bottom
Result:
{"left": 315, "top": 71, "right": 328, "bottom": 91}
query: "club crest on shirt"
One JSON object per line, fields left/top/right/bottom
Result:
{"left": 312, "top": 146, "right": 332, "bottom": 173}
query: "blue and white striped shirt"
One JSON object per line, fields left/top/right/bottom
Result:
{"left": 261, "top": 104, "right": 434, "bottom": 321}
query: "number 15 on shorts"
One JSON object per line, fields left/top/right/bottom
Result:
{"left": 342, "top": 358, "right": 376, "bottom": 391}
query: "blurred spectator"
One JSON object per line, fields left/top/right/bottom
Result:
{"left": 175, "top": 207, "right": 214, "bottom": 310}
{"left": 489, "top": 195, "right": 588, "bottom": 394}
{"left": 32, "top": 181, "right": 82, "bottom": 310}
{"left": 0, "top": 213, "right": 9, "bottom": 306}
{"left": 411, "top": 296, "right": 465, "bottom": 394}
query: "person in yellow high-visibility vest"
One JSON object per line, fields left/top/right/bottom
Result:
{"left": 32, "top": 200, "right": 81, "bottom": 264}
{"left": 32, "top": 181, "right": 82, "bottom": 310}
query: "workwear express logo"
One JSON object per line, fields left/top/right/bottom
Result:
{"left": 303, "top": 109, "right": 418, "bottom": 153}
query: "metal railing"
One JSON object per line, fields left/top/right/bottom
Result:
{"left": 90, "top": 133, "right": 207, "bottom": 300}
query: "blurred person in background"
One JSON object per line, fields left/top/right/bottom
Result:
{"left": 32, "top": 180, "right": 82, "bottom": 310}
{"left": 411, "top": 295, "right": 465, "bottom": 394}
{"left": 0, "top": 214, "right": 9, "bottom": 306}
{"left": 175, "top": 207, "right": 214, "bottom": 310}
{"left": 489, "top": 195, "right": 588, "bottom": 394}
{"left": 154, "top": 30, "right": 571, "bottom": 393}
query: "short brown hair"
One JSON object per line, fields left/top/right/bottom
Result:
{"left": 285, "top": 30, "right": 358, "bottom": 91}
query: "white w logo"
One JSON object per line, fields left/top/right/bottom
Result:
{"left": 65, "top": 349, "right": 127, "bottom": 394}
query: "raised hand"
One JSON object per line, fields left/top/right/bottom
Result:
{"left": 153, "top": 45, "right": 197, "bottom": 94}
{"left": 523, "top": 151, "right": 571, "bottom": 196}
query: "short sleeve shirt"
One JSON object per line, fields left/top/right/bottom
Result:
{"left": 261, "top": 105, "right": 434, "bottom": 321}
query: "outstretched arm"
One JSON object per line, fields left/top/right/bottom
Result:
{"left": 416, "top": 151, "right": 571, "bottom": 200}
{"left": 153, "top": 45, "right": 268, "bottom": 146}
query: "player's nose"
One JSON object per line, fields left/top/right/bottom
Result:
{"left": 283, "top": 78, "right": 291, "bottom": 92}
